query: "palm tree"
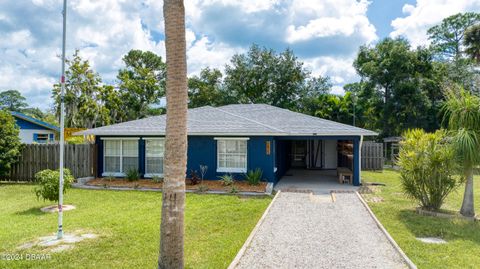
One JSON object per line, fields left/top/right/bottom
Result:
{"left": 442, "top": 88, "right": 480, "bottom": 217}
{"left": 158, "top": 0, "right": 188, "bottom": 268}
{"left": 464, "top": 24, "right": 480, "bottom": 63}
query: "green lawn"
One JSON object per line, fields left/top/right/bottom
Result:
{"left": 362, "top": 170, "right": 480, "bottom": 269}
{"left": 0, "top": 184, "right": 271, "bottom": 269}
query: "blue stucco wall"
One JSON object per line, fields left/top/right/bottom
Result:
{"left": 97, "top": 135, "right": 277, "bottom": 182}
{"left": 95, "top": 135, "right": 363, "bottom": 184}
{"left": 15, "top": 117, "right": 50, "bottom": 130}
{"left": 187, "top": 136, "right": 274, "bottom": 181}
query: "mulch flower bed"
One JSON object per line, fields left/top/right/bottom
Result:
{"left": 86, "top": 178, "right": 267, "bottom": 193}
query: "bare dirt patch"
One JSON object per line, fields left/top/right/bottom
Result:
{"left": 17, "top": 231, "right": 99, "bottom": 253}
{"left": 40, "top": 205, "right": 76, "bottom": 213}
{"left": 87, "top": 178, "right": 267, "bottom": 193}
{"left": 416, "top": 237, "right": 447, "bottom": 244}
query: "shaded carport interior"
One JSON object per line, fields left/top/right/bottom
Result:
{"left": 273, "top": 136, "right": 362, "bottom": 192}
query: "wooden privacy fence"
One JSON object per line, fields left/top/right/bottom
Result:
{"left": 361, "top": 141, "right": 383, "bottom": 170}
{"left": 7, "top": 144, "right": 96, "bottom": 182}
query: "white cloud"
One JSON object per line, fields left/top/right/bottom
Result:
{"left": 304, "top": 56, "right": 359, "bottom": 95}
{"left": 286, "top": 0, "right": 376, "bottom": 44}
{"left": 187, "top": 35, "right": 241, "bottom": 75}
{"left": 0, "top": 0, "right": 379, "bottom": 110}
{"left": 390, "top": 0, "right": 480, "bottom": 46}
{"left": 0, "top": 0, "right": 166, "bottom": 109}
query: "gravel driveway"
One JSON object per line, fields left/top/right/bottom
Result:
{"left": 232, "top": 192, "right": 409, "bottom": 269}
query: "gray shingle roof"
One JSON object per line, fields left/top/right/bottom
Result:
{"left": 76, "top": 104, "right": 377, "bottom": 136}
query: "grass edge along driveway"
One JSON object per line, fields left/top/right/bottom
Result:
{"left": 362, "top": 170, "right": 480, "bottom": 269}
{"left": 0, "top": 184, "right": 271, "bottom": 269}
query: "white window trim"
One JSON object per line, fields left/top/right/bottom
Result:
{"left": 216, "top": 138, "right": 248, "bottom": 173}
{"left": 103, "top": 139, "right": 139, "bottom": 177}
{"left": 101, "top": 137, "right": 139, "bottom": 140}
{"left": 214, "top": 137, "right": 250, "bottom": 141}
{"left": 144, "top": 138, "right": 165, "bottom": 176}
{"left": 144, "top": 173, "right": 164, "bottom": 178}
{"left": 143, "top": 137, "right": 165, "bottom": 140}
{"left": 217, "top": 167, "right": 247, "bottom": 173}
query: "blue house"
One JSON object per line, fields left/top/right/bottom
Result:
{"left": 77, "top": 104, "right": 377, "bottom": 185}
{"left": 11, "top": 111, "right": 59, "bottom": 144}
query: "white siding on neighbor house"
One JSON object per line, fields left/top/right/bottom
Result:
{"left": 323, "top": 140, "right": 338, "bottom": 169}
{"left": 19, "top": 129, "right": 55, "bottom": 144}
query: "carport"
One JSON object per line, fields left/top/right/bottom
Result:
{"left": 273, "top": 136, "right": 363, "bottom": 189}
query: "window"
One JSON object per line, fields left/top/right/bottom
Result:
{"left": 145, "top": 139, "right": 165, "bottom": 177}
{"left": 216, "top": 138, "right": 248, "bottom": 173}
{"left": 34, "top": 133, "right": 49, "bottom": 144}
{"left": 104, "top": 140, "right": 121, "bottom": 173}
{"left": 122, "top": 140, "right": 139, "bottom": 173}
{"left": 103, "top": 139, "right": 139, "bottom": 176}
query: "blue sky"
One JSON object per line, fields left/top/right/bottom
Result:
{"left": 0, "top": 0, "right": 479, "bottom": 110}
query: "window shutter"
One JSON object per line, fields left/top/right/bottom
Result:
{"left": 33, "top": 133, "right": 38, "bottom": 142}
{"left": 49, "top": 134, "right": 54, "bottom": 141}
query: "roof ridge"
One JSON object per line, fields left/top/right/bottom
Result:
{"left": 11, "top": 111, "right": 60, "bottom": 132}
{"left": 212, "top": 106, "right": 286, "bottom": 133}
{"left": 271, "top": 105, "right": 375, "bottom": 133}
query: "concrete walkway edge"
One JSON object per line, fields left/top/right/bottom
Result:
{"left": 355, "top": 192, "right": 417, "bottom": 269}
{"left": 228, "top": 191, "right": 281, "bottom": 269}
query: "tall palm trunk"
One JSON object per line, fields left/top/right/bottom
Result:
{"left": 460, "top": 168, "right": 475, "bottom": 217}
{"left": 158, "top": 0, "right": 188, "bottom": 268}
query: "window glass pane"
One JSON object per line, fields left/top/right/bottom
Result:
{"left": 217, "top": 140, "right": 247, "bottom": 170}
{"left": 105, "top": 156, "right": 120, "bottom": 173}
{"left": 146, "top": 157, "right": 163, "bottom": 174}
{"left": 122, "top": 140, "right": 138, "bottom": 157}
{"left": 218, "top": 140, "right": 226, "bottom": 153}
{"left": 226, "top": 141, "right": 238, "bottom": 153}
{"left": 146, "top": 140, "right": 164, "bottom": 157}
{"left": 146, "top": 139, "right": 164, "bottom": 174}
{"left": 122, "top": 157, "right": 138, "bottom": 173}
{"left": 105, "top": 140, "right": 120, "bottom": 156}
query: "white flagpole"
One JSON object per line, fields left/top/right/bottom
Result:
{"left": 58, "top": 0, "right": 67, "bottom": 240}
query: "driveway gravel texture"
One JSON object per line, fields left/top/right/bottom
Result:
{"left": 234, "top": 192, "right": 408, "bottom": 269}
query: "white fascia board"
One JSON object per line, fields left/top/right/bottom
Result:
{"left": 214, "top": 137, "right": 250, "bottom": 140}
{"left": 100, "top": 137, "right": 140, "bottom": 140}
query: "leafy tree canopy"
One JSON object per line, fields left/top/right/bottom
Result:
{"left": 188, "top": 67, "right": 230, "bottom": 108}
{"left": 0, "top": 90, "right": 28, "bottom": 111}
{"left": 224, "top": 44, "right": 310, "bottom": 110}
{"left": 52, "top": 50, "right": 109, "bottom": 128}
{"left": 117, "top": 49, "right": 166, "bottom": 120}
{"left": 354, "top": 37, "right": 441, "bottom": 137}
{"left": 428, "top": 12, "right": 480, "bottom": 61}
{"left": 464, "top": 24, "right": 480, "bottom": 63}
{"left": 0, "top": 110, "right": 22, "bottom": 178}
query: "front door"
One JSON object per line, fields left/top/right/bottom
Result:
{"left": 291, "top": 140, "right": 307, "bottom": 168}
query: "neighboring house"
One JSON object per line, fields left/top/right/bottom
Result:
{"left": 11, "top": 111, "right": 59, "bottom": 144}
{"left": 77, "top": 104, "right": 377, "bottom": 185}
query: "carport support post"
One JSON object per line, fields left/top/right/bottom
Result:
{"left": 353, "top": 137, "right": 361, "bottom": 186}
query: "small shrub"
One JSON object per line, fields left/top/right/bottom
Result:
{"left": 199, "top": 165, "right": 208, "bottom": 183}
{"left": 197, "top": 184, "right": 209, "bottom": 193}
{"left": 219, "top": 174, "right": 234, "bottom": 186}
{"left": 152, "top": 175, "right": 163, "bottom": 183}
{"left": 398, "top": 129, "right": 460, "bottom": 211}
{"left": 134, "top": 183, "right": 140, "bottom": 189}
{"left": 245, "top": 168, "right": 263, "bottom": 185}
{"left": 190, "top": 169, "right": 201, "bottom": 185}
{"left": 126, "top": 169, "right": 140, "bottom": 182}
{"left": 105, "top": 175, "right": 114, "bottom": 182}
{"left": 229, "top": 186, "right": 238, "bottom": 194}
{"left": 34, "top": 169, "right": 74, "bottom": 202}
